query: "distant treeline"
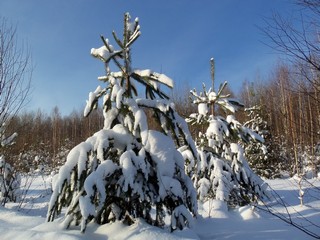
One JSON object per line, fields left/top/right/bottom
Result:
{"left": 2, "top": 61, "right": 320, "bottom": 174}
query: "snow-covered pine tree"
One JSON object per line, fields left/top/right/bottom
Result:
{"left": 0, "top": 123, "right": 20, "bottom": 205}
{"left": 185, "top": 74, "right": 268, "bottom": 207}
{"left": 47, "top": 13, "right": 197, "bottom": 232}
{"left": 243, "top": 106, "right": 282, "bottom": 179}
{"left": 0, "top": 155, "right": 20, "bottom": 205}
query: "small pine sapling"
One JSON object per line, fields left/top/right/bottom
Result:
{"left": 243, "top": 106, "right": 282, "bottom": 179}
{"left": 0, "top": 123, "right": 20, "bottom": 206}
{"left": 185, "top": 60, "right": 268, "bottom": 207}
{"left": 0, "top": 155, "right": 21, "bottom": 205}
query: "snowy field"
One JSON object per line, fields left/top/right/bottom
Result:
{"left": 1, "top": 174, "right": 320, "bottom": 240}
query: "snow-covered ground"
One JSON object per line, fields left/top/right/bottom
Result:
{"left": 1, "top": 174, "right": 319, "bottom": 240}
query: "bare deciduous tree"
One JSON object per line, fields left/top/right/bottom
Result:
{"left": 261, "top": 1, "right": 320, "bottom": 92}
{"left": 261, "top": 0, "right": 320, "bottom": 71}
{"left": 259, "top": 0, "right": 320, "bottom": 176}
{"left": 0, "top": 17, "right": 32, "bottom": 130}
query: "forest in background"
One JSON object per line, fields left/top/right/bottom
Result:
{"left": 3, "top": 59, "right": 320, "bottom": 178}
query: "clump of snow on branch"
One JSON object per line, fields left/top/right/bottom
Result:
{"left": 0, "top": 123, "right": 17, "bottom": 148}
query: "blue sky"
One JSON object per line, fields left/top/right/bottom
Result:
{"left": 1, "top": 0, "right": 300, "bottom": 116}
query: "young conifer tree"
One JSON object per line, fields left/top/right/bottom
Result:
{"left": 0, "top": 155, "right": 20, "bottom": 205}
{"left": 47, "top": 13, "right": 197, "bottom": 232}
{"left": 243, "top": 106, "right": 282, "bottom": 179}
{"left": 185, "top": 62, "right": 268, "bottom": 207}
{"left": 0, "top": 124, "right": 20, "bottom": 206}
